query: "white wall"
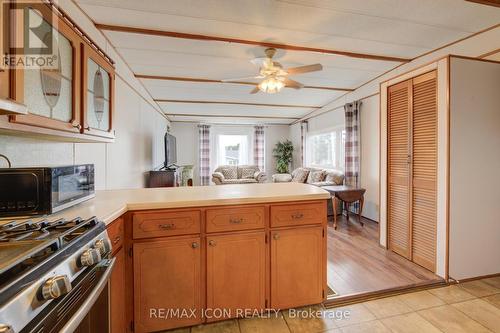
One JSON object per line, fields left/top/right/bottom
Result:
{"left": 170, "top": 123, "right": 290, "bottom": 185}
{"left": 359, "top": 95, "right": 380, "bottom": 221}
{"left": 449, "top": 57, "right": 500, "bottom": 280}
{"left": 0, "top": 1, "right": 169, "bottom": 190}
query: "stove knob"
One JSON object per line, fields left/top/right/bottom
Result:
{"left": 79, "top": 248, "right": 102, "bottom": 267}
{"left": 94, "top": 238, "right": 112, "bottom": 256}
{"left": 41, "top": 275, "right": 72, "bottom": 300}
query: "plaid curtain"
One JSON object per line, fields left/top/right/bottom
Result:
{"left": 344, "top": 101, "right": 361, "bottom": 211}
{"left": 254, "top": 125, "right": 265, "bottom": 171}
{"left": 300, "top": 121, "right": 308, "bottom": 167}
{"left": 198, "top": 124, "right": 211, "bottom": 186}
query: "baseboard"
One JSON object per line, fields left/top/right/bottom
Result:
{"left": 323, "top": 278, "right": 446, "bottom": 308}
{"left": 450, "top": 272, "right": 500, "bottom": 283}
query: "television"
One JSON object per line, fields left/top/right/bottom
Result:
{"left": 164, "top": 132, "right": 177, "bottom": 168}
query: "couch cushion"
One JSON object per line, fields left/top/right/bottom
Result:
{"left": 220, "top": 166, "right": 238, "bottom": 179}
{"left": 307, "top": 170, "right": 326, "bottom": 184}
{"left": 241, "top": 167, "right": 256, "bottom": 179}
{"left": 222, "top": 178, "right": 258, "bottom": 184}
{"left": 292, "top": 168, "right": 309, "bottom": 183}
{"left": 310, "top": 181, "right": 336, "bottom": 187}
{"left": 324, "top": 169, "right": 344, "bottom": 185}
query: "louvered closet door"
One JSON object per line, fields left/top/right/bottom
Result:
{"left": 411, "top": 71, "right": 437, "bottom": 271}
{"left": 387, "top": 79, "right": 412, "bottom": 259}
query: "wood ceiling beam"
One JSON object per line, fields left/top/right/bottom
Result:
{"left": 155, "top": 99, "right": 320, "bottom": 109}
{"left": 96, "top": 24, "right": 410, "bottom": 63}
{"left": 465, "top": 0, "right": 500, "bottom": 8}
{"left": 135, "top": 74, "right": 354, "bottom": 92}
{"left": 167, "top": 113, "right": 300, "bottom": 120}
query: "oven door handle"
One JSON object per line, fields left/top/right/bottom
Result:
{"left": 59, "top": 258, "right": 116, "bottom": 333}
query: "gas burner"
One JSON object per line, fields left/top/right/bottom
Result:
{"left": 0, "top": 216, "right": 105, "bottom": 306}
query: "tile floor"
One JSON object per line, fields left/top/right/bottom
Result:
{"left": 163, "top": 276, "right": 500, "bottom": 333}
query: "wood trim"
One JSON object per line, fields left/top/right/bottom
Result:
{"left": 81, "top": 42, "right": 116, "bottom": 139}
{"left": 47, "top": 1, "right": 114, "bottom": 65}
{"left": 445, "top": 56, "right": 451, "bottom": 281}
{"left": 155, "top": 99, "right": 321, "bottom": 109}
{"left": 465, "top": 0, "right": 500, "bottom": 8}
{"left": 478, "top": 48, "right": 500, "bottom": 59}
{"left": 449, "top": 54, "right": 500, "bottom": 65}
{"left": 451, "top": 272, "right": 500, "bottom": 283}
{"left": 324, "top": 278, "right": 446, "bottom": 307}
{"left": 95, "top": 24, "right": 410, "bottom": 63}
{"left": 169, "top": 113, "right": 300, "bottom": 120}
{"left": 171, "top": 120, "right": 291, "bottom": 126}
{"left": 135, "top": 74, "right": 354, "bottom": 92}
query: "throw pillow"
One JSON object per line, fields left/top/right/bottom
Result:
{"left": 325, "top": 171, "right": 344, "bottom": 185}
{"left": 307, "top": 170, "right": 326, "bottom": 184}
{"left": 241, "top": 167, "right": 256, "bottom": 179}
{"left": 221, "top": 167, "right": 237, "bottom": 179}
{"left": 292, "top": 168, "right": 309, "bottom": 183}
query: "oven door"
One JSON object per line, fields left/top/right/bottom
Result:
{"left": 51, "top": 165, "right": 95, "bottom": 213}
{"left": 21, "top": 258, "right": 115, "bottom": 333}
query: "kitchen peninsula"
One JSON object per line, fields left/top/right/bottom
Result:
{"left": 26, "top": 183, "right": 329, "bottom": 332}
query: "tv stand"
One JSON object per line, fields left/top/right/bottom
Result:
{"left": 148, "top": 169, "right": 178, "bottom": 188}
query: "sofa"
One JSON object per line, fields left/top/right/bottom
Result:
{"left": 273, "top": 167, "right": 344, "bottom": 216}
{"left": 272, "top": 167, "right": 344, "bottom": 187}
{"left": 212, "top": 165, "right": 267, "bottom": 185}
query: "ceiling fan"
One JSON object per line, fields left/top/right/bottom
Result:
{"left": 222, "top": 48, "right": 323, "bottom": 94}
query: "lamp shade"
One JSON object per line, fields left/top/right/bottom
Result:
{"left": 258, "top": 77, "right": 285, "bottom": 94}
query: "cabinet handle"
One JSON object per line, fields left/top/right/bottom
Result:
{"left": 191, "top": 242, "right": 199, "bottom": 249}
{"left": 208, "top": 240, "right": 216, "bottom": 247}
{"left": 291, "top": 212, "right": 304, "bottom": 220}
{"left": 273, "top": 233, "right": 280, "bottom": 240}
{"left": 113, "top": 236, "right": 120, "bottom": 244}
{"left": 229, "top": 218, "right": 243, "bottom": 224}
{"left": 159, "top": 223, "right": 175, "bottom": 230}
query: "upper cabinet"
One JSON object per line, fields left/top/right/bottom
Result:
{"left": 82, "top": 44, "right": 115, "bottom": 139}
{"left": 0, "top": 1, "right": 115, "bottom": 142}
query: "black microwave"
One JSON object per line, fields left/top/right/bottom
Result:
{"left": 0, "top": 164, "right": 95, "bottom": 217}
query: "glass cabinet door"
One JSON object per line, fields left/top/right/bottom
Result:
{"left": 10, "top": 5, "right": 81, "bottom": 133}
{"left": 86, "top": 58, "right": 111, "bottom": 131}
{"left": 82, "top": 46, "right": 114, "bottom": 139}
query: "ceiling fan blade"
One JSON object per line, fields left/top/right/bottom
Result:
{"left": 283, "top": 78, "right": 304, "bottom": 89}
{"left": 221, "top": 75, "right": 264, "bottom": 82}
{"left": 250, "top": 86, "right": 260, "bottom": 94}
{"left": 286, "top": 64, "right": 323, "bottom": 75}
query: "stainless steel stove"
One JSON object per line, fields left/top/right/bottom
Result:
{"left": 0, "top": 217, "right": 114, "bottom": 333}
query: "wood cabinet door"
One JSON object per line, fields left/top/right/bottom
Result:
{"left": 110, "top": 247, "right": 126, "bottom": 333}
{"left": 81, "top": 43, "right": 115, "bottom": 140}
{"left": 411, "top": 71, "right": 437, "bottom": 272}
{"left": 134, "top": 237, "right": 202, "bottom": 333}
{"left": 206, "top": 232, "right": 266, "bottom": 321}
{"left": 388, "top": 79, "right": 412, "bottom": 259}
{"left": 9, "top": 3, "right": 82, "bottom": 133}
{"left": 270, "top": 227, "right": 324, "bottom": 309}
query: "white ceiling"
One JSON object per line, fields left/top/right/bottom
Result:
{"left": 75, "top": 0, "right": 500, "bottom": 124}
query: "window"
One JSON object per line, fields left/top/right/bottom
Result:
{"left": 306, "top": 127, "right": 345, "bottom": 170}
{"left": 217, "top": 135, "right": 250, "bottom": 166}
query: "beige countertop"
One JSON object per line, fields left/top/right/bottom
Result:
{"left": 1, "top": 183, "right": 330, "bottom": 225}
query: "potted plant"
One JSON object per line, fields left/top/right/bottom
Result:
{"left": 273, "top": 140, "right": 294, "bottom": 174}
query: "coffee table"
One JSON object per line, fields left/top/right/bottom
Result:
{"left": 322, "top": 185, "right": 366, "bottom": 229}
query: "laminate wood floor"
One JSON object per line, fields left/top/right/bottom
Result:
{"left": 327, "top": 215, "right": 441, "bottom": 297}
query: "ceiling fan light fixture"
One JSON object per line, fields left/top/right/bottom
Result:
{"left": 258, "top": 77, "right": 285, "bottom": 94}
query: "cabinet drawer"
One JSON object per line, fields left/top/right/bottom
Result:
{"left": 270, "top": 201, "right": 326, "bottom": 228}
{"left": 133, "top": 210, "right": 201, "bottom": 239}
{"left": 107, "top": 217, "right": 124, "bottom": 253}
{"left": 206, "top": 206, "right": 266, "bottom": 233}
